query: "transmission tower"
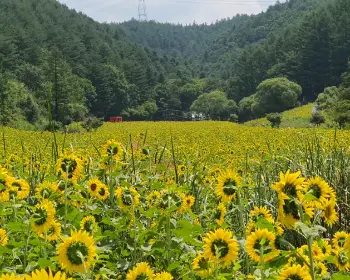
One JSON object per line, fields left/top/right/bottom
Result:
{"left": 138, "top": 0, "right": 147, "bottom": 21}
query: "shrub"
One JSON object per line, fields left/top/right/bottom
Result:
{"left": 310, "top": 112, "right": 325, "bottom": 126}
{"left": 266, "top": 113, "right": 282, "bottom": 128}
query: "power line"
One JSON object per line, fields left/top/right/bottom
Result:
{"left": 173, "top": 0, "right": 280, "bottom": 4}
{"left": 138, "top": 0, "right": 148, "bottom": 21}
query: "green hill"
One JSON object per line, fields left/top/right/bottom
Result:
{"left": 0, "top": 0, "right": 350, "bottom": 127}
{"left": 245, "top": 104, "right": 317, "bottom": 128}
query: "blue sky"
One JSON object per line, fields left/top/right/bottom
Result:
{"left": 58, "top": 0, "right": 282, "bottom": 24}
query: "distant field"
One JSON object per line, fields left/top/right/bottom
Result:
{"left": 245, "top": 103, "right": 319, "bottom": 128}
{"left": 1, "top": 122, "right": 350, "bottom": 279}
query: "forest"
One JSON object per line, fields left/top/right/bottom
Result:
{"left": 0, "top": 0, "right": 350, "bottom": 128}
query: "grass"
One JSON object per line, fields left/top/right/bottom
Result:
{"left": 245, "top": 104, "right": 324, "bottom": 128}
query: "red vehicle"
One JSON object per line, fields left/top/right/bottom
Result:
{"left": 109, "top": 116, "right": 123, "bottom": 123}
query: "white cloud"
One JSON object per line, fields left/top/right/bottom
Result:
{"left": 58, "top": 0, "right": 273, "bottom": 24}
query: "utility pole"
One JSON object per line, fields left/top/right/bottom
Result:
{"left": 138, "top": 0, "right": 147, "bottom": 21}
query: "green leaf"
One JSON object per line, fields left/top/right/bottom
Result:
{"left": 332, "top": 273, "right": 350, "bottom": 280}
{"left": 38, "top": 258, "right": 51, "bottom": 268}
{"left": 167, "top": 261, "right": 180, "bottom": 272}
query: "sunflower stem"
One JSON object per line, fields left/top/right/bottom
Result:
{"left": 64, "top": 179, "right": 68, "bottom": 230}
{"left": 166, "top": 198, "right": 171, "bottom": 267}
{"left": 236, "top": 190, "right": 250, "bottom": 274}
{"left": 259, "top": 245, "right": 265, "bottom": 280}
{"left": 307, "top": 236, "right": 316, "bottom": 280}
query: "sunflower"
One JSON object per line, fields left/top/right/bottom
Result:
{"left": 192, "top": 253, "right": 213, "bottom": 278}
{"left": 0, "top": 273, "right": 23, "bottom": 280}
{"left": 321, "top": 200, "right": 338, "bottom": 227}
{"left": 272, "top": 170, "right": 305, "bottom": 201}
{"left": 57, "top": 230, "right": 96, "bottom": 273}
{"left": 316, "top": 239, "right": 332, "bottom": 260}
{"left": 249, "top": 206, "right": 274, "bottom": 224}
{"left": 333, "top": 232, "right": 348, "bottom": 250}
{"left": 31, "top": 199, "right": 56, "bottom": 234}
{"left": 0, "top": 173, "right": 15, "bottom": 202}
{"left": 215, "top": 170, "right": 242, "bottom": 203}
{"left": 56, "top": 154, "right": 82, "bottom": 183}
{"left": 295, "top": 245, "right": 310, "bottom": 265}
{"left": 9, "top": 179, "right": 30, "bottom": 200}
{"left": 215, "top": 203, "right": 226, "bottom": 226}
{"left": 116, "top": 187, "right": 140, "bottom": 210}
{"left": 0, "top": 228, "right": 8, "bottom": 245}
{"left": 159, "top": 190, "right": 183, "bottom": 211}
{"left": 126, "top": 262, "right": 154, "bottom": 280}
{"left": 203, "top": 228, "right": 239, "bottom": 267}
{"left": 278, "top": 198, "right": 314, "bottom": 228}
{"left": 311, "top": 242, "right": 324, "bottom": 261}
{"left": 103, "top": 140, "right": 123, "bottom": 161}
{"left": 25, "top": 269, "right": 72, "bottom": 280}
{"left": 314, "top": 262, "right": 328, "bottom": 277}
{"left": 96, "top": 184, "right": 110, "bottom": 200}
{"left": 278, "top": 264, "right": 312, "bottom": 280}
{"left": 180, "top": 195, "right": 195, "bottom": 213}
{"left": 87, "top": 178, "right": 102, "bottom": 198}
{"left": 302, "top": 177, "right": 333, "bottom": 209}
{"left": 246, "top": 229, "right": 280, "bottom": 263}
{"left": 153, "top": 272, "right": 173, "bottom": 280}
{"left": 36, "top": 182, "right": 58, "bottom": 199}
{"left": 177, "top": 165, "right": 186, "bottom": 175}
{"left": 273, "top": 221, "right": 284, "bottom": 236}
{"left": 40, "top": 220, "right": 61, "bottom": 242}
{"left": 80, "top": 216, "right": 97, "bottom": 234}
{"left": 333, "top": 249, "right": 349, "bottom": 271}
{"left": 146, "top": 191, "right": 161, "bottom": 207}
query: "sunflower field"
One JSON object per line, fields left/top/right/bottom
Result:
{"left": 0, "top": 122, "right": 350, "bottom": 280}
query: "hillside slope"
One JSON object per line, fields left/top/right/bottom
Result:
{"left": 0, "top": 0, "right": 349, "bottom": 128}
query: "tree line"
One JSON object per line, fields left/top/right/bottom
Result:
{"left": 0, "top": 0, "right": 350, "bottom": 129}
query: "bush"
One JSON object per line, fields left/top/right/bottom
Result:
{"left": 266, "top": 113, "right": 282, "bottom": 128}
{"left": 229, "top": 114, "right": 239, "bottom": 123}
{"left": 310, "top": 112, "right": 325, "bottom": 126}
{"left": 81, "top": 116, "right": 104, "bottom": 132}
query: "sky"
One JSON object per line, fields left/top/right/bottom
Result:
{"left": 58, "top": 0, "right": 281, "bottom": 24}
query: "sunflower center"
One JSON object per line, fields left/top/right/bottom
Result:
{"left": 309, "top": 184, "right": 321, "bottom": 199}
{"left": 283, "top": 200, "right": 300, "bottom": 219}
{"left": 252, "top": 213, "right": 266, "bottom": 223}
{"left": 67, "top": 242, "right": 89, "bottom": 265}
{"left": 314, "top": 265, "right": 322, "bottom": 275}
{"left": 107, "top": 144, "right": 119, "bottom": 156}
{"left": 338, "top": 237, "right": 346, "bottom": 248}
{"left": 223, "top": 179, "right": 237, "bottom": 196}
{"left": 283, "top": 183, "right": 297, "bottom": 197}
{"left": 214, "top": 209, "right": 222, "bottom": 220}
{"left": 198, "top": 257, "right": 209, "bottom": 270}
{"left": 210, "top": 239, "right": 229, "bottom": 258}
{"left": 40, "top": 188, "right": 52, "bottom": 198}
{"left": 122, "top": 190, "right": 133, "bottom": 206}
{"left": 34, "top": 208, "right": 48, "bottom": 225}
{"left": 253, "top": 239, "right": 272, "bottom": 255}
{"left": 48, "top": 225, "right": 56, "bottom": 235}
{"left": 61, "top": 158, "right": 78, "bottom": 178}
{"left": 12, "top": 182, "right": 22, "bottom": 190}
{"left": 84, "top": 221, "right": 94, "bottom": 232}
{"left": 99, "top": 187, "right": 106, "bottom": 196}
{"left": 160, "top": 193, "right": 182, "bottom": 209}
{"left": 135, "top": 273, "right": 150, "bottom": 280}
{"left": 285, "top": 275, "right": 303, "bottom": 280}
{"left": 324, "top": 206, "right": 332, "bottom": 217}
{"left": 90, "top": 183, "right": 97, "bottom": 191}
{"left": 339, "top": 251, "right": 348, "bottom": 265}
